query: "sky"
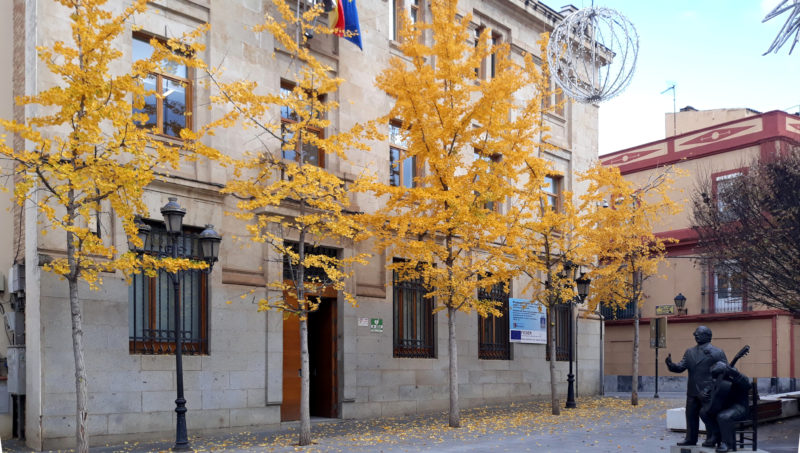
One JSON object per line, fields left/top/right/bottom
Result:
{"left": 566, "top": 0, "right": 800, "bottom": 155}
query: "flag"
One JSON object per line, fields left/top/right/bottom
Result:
{"left": 326, "top": 0, "right": 345, "bottom": 37}
{"left": 341, "top": 0, "right": 363, "bottom": 50}
{"left": 324, "top": 0, "right": 362, "bottom": 50}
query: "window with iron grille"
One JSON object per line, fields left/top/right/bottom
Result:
{"left": 478, "top": 282, "right": 510, "bottom": 360}
{"left": 393, "top": 260, "right": 435, "bottom": 358}
{"left": 546, "top": 303, "right": 569, "bottom": 361}
{"left": 129, "top": 222, "right": 208, "bottom": 355}
{"left": 711, "top": 263, "right": 745, "bottom": 314}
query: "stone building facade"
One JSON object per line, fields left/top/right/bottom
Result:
{"left": 0, "top": 0, "right": 601, "bottom": 449}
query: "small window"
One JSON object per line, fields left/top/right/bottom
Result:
{"left": 132, "top": 34, "right": 192, "bottom": 138}
{"left": 474, "top": 150, "right": 502, "bottom": 212}
{"left": 545, "top": 303, "right": 569, "bottom": 361}
{"left": 129, "top": 222, "right": 208, "bottom": 355}
{"left": 392, "top": 0, "right": 421, "bottom": 41}
{"left": 478, "top": 281, "right": 510, "bottom": 360}
{"left": 712, "top": 263, "right": 744, "bottom": 314}
{"left": 713, "top": 171, "right": 743, "bottom": 216}
{"left": 543, "top": 175, "right": 563, "bottom": 211}
{"left": 543, "top": 79, "right": 565, "bottom": 117}
{"left": 390, "top": 122, "right": 416, "bottom": 188}
{"left": 392, "top": 259, "right": 435, "bottom": 358}
{"left": 280, "top": 83, "right": 325, "bottom": 167}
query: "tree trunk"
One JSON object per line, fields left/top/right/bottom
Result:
{"left": 447, "top": 306, "right": 460, "bottom": 427}
{"left": 66, "top": 229, "right": 89, "bottom": 453}
{"left": 631, "top": 301, "right": 640, "bottom": 406}
{"left": 296, "top": 227, "right": 312, "bottom": 445}
{"left": 548, "top": 305, "right": 560, "bottom": 415}
{"left": 298, "top": 316, "right": 311, "bottom": 445}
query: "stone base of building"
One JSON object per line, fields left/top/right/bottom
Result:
{"left": 605, "top": 375, "right": 798, "bottom": 395}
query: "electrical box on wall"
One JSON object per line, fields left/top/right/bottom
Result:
{"left": 8, "top": 264, "right": 24, "bottom": 294}
{"left": 7, "top": 345, "right": 25, "bottom": 395}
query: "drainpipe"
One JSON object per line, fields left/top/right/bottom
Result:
{"left": 600, "top": 311, "right": 605, "bottom": 395}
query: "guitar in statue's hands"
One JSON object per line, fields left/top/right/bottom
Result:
{"left": 702, "top": 345, "right": 750, "bottom": 416}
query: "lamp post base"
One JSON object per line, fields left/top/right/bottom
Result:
{"left": 565, "top": 373, "right": 576, "bottom": 408}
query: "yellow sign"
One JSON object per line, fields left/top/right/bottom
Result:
{"left": 656, "top": 305, "right": 675, "bottom": 315}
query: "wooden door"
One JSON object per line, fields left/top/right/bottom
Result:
{"left": 281, "top": 314, "right": 301, "bottom": 421}
{"left": 309, "top": 296, "right": 338, "bottom": 418}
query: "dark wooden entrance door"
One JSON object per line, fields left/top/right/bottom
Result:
{"left": 281, "top": 295, "right": 338, "bottom": 421}
{"left": 309, "top": 296, "right": 338, "bottom": 418}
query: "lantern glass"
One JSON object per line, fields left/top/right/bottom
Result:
{"left": 160, "top": 197, "right": 186, "bottom": 235}
{"left": 199, "top": 224, "right": 221, "bottom": 262}
{"left": 674, "top": 293, "right": 687, "bottom": 309}
{"left": 128, "top": 218, "right": 151, "bottom": 252}
{"left": 576, "top": 273, "right": 591, "bottom": 300}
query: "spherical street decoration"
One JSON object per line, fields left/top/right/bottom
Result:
{"left": 546, "top": 7, "right": 639, "bottom": 104}
{"left": 763, "top": 0, "right": 800, "bottom": 55}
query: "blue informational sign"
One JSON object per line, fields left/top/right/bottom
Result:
{"left": 508, "top": 298, "right": 547, "bottom": 344}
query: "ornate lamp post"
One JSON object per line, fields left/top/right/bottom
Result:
{"left": 128, "top": 202, "right": 221, "bottom": 450}
{"left": 160, "top": 198, "right": 220, "bottom": 451}
{"left": 674, "top": 293, "right": 687, "bottom": 315}
{"left": 566, "top": 272, "right": 591, "bottom": 409}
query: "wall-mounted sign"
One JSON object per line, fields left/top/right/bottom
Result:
{"left": 509, "top": 298, "right": 547, "bottom": 344}
{"left": 370, "top": 318, "right": 383, "bottom": 333}
{"left": 358, "top": 317, "right": 369, "bottom": 327}
{"left": 649, "top": 317, "right": 667, "bottom": 349}
{"left": 655, "top": 305, "right": 675, "bottom": 315}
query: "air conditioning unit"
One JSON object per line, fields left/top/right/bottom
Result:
{"left": 8, "top": 264, "right": 24, "bottom": 294}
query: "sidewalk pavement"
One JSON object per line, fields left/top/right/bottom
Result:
{"left": 4, "top": 395, "right": 799, "bottom": 453}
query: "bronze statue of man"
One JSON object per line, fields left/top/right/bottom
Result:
{"left": 665, "top": 325, "right": 728, "bottom": 446}
{"left": 700, "top": 361, "right": 752, "bottom": 452}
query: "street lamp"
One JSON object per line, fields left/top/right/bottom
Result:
{"left": 159, "top": 198, "right": 220, "bottom": 451}
{"left": 674, "top": 293, "right": 687, "bottom": 315}
{"left": 127, "top": 217, "right": 152, "bottom": 253}
{"left": 566, "top": 271, "right": 591, "bottom": 409}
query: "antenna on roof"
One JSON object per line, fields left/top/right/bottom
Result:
{"left": 661, "top": 84, "right": 676, "bottom": 136}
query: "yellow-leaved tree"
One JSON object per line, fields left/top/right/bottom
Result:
{"left": 359, "top": 0, "right": 557, "bottom": 428}
{"left": 192, "top": 0, "right": 371, "bottom": 445}
{"left": 580, "top": 165, "right": 682, "bottom": 406}
{"left": 504, "top": 39, "right": 594, "bottom": 415}
{"left": 0, "top": 1, "right": 208, "bottom": 450}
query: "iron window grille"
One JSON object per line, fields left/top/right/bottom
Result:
{"left": 129, "top": 222, "right": 208, "bottom": 355}
{"left": 478, "top": 282, "right": 510, "bottom": 360}
{"left": 282, "top": 242, "right": 340, "bottom": 284}
{"left": 546, "top": 303, "right": 570, "bottom": 361}
{"left": 393, "top": 261, "right": 435, "bottom": 358}
{"left": 600, "top": 300, "right": 637, "bottom": 320}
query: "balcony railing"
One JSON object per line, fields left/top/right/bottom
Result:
{"left": 600, "top": 302, "right": 636, "bottom": 320}
{"left": 707, "top": 291, "right": 747, "bottom": 314}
